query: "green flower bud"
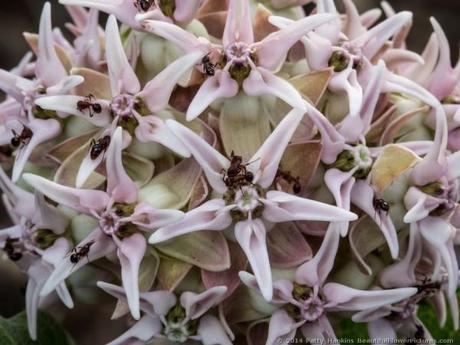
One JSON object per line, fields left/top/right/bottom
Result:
{"left": 328, "top": 51, "right": 350, "bottom": 72}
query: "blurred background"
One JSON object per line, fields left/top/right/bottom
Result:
{"left": 0, "top": 0, "right": 459, "bottom": 342}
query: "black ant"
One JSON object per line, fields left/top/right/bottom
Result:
{"left": 221, "top": 152, "right": 255, "bottom": 188}
{"left": 373, "top": 197, "right": 390, "bottom": 214}
{"left": 69, "top": 240, "right": 95, "bottom": 264}
{"left": 90, "top": 136, "right": 111, "bottom": 160}
{"left": 4, "top": 238, "right": 22, "bottom": 262}
{"left": 416, "top": 278, "right": 441, "bottom": 296}
{"left": 276, "top": 169, "right": 301, "bottom": 194}
{"left": 10, "top": 126, "right": 33, "bottom": 148}
{"left": 202, "top": 54, "right": 216, "bottom": 77}
{"left": 77, "top": 94, "right": 102, "bottom": 118}
{"left": 134, "top": 0, "right": 153, "bottom": 12}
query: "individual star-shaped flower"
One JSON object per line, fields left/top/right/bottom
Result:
{"left": 0, "top": 3, "right": 84, "bottom": 182}
{"left": 240, "top": 224, "right": 417, "bottom": 344}
{"left": 35, "top": 15, "right": 195, "bottom": 187}
{"left": 148, "top": 108, "right": 357, "bottom": 301}
{"left": 0, "top": 168, "right": 73, "bottom": 340}
{"left": 140, "top": 0, "right": 337, "bottom": 120}
{"left": 98, "top": 282, "right": 232, "bottom": 345}
{"left": 58, "top": 0, "right": 203, "bottom": 30}
{"left": 22, "top": 127, "right": 184, "bottom": 320}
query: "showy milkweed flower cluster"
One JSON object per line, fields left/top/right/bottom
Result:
{"left": 0, "top": 0, "right": 459, "bottom": 343}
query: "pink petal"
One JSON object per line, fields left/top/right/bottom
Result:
{"left": 26, "top": 262, "right": 51, "bottom": 340}
{"left": 249, "top": 108, "right": 304, "bottom": 188}
{"left": 61, "top": 0, "right": 140, "bottom": 30}
{"left": 181, "top": 286, "right": 227, "bottom": 320}
{"left": 263, "top": 190, "right": 357, "bottom": 223}
{"left": 239, "top": 272, "right": 293, "bottom": 306}
{"left": 106, "top": 127, "right": 138, "bottom": 203}
{"left": 350, "top": 181, "right": 399, "bottom": 259}
{"left": 117, "top": 233, "right": 147, "bottom": 320}
{"left": 367, "top": 319, "right": 397, "bottom": 340}
{"left": 36, "top": 3, "right": 67, "bottom": 87}
{"left": 11, "top": 118, "right": 61, "bottom": 182}
{"left": 76, "top": 149, "right": 105, "bottom": 189}
{"left": 243, "top": 67, "right": 304, "bottom": 111}
{"left": 0, "top": 69, "right": 33, "bottom": 102}
{"left": 197, "top": 315, "right": 233, "bottom": 345}
{"left": 266, "top": 309, "right": 302, "bottom": 345}
{"left": 40, "top": 229, "right": 116, "bottom": 297}
{"left": 0, "top": 225, "right": 23, "bottom": 248}
{"left": 255, "top": 13, "right": 336, "bottom": 71}
{"left": 105, "top": 15, "right": 140, "bottom": 96}
{"left": 22, "top": 174, "right": 110, "bottom": 214}
{"left": 135, "top": 116, "right": 191, "bottom": 157}
{"left": 295, "top": 223, "right": 341, "bottom": 287}
{"left": 0, "top": 166, "right": 35, "bottom": 218}
{"left": 34, "top": 96, "right": 112, "bottom": 127}
{"left": 187, "top": 70, "right": 239, "bottom": 121}
{"left": 106, "top": 315, "right": 162, "bottom": 345}
{"left": 174, "top": 0, "right": 202, "bottom": 24}
{"left": 131, "top": 202, "right": 184, "bottom": 230}
{"left": 138, "top": 51, "right": 204, "bottom": 113}
{"left": 234, "top": 219, "right": 272, "bottom": 301}
{"left": 223, "top": 0, "right": 254, "bottom": 47}
{"left": 141, "top": 19, "right": 207, "bottom": 54}
{"left": 324, "top": 168, "right": 355, "bottom": 236}
{"left": 166, "top": 120, "right": 230, "bottom": 193}
{"left": 353, "top": 11, "right": 413, "bottom": 60}
{"left": 385, "top": 73, "right": 447, "bottom": 186}
{"left": 32, "top": 195, "right": 69, "bottom": 235}
{"left": 323, "top": 283, "right": 417, "bottom": 311}
{"left": 149, "top": 199, "right": 232, "bottom": 243}
{"left": 419, "top": 217, "right": 458, "bottom": 297}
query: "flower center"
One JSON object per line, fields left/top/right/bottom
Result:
{"left": 299, "top": 296, "right": 325, "bottom": 322}
{"left": 421, "top": 180, "right": 459, "bottom": 217}
{"left": 235, "top": 186, "right": 261, "bottom": 213}
{"left": 286, "top": 283, "right": 325, "bottom": 322}
{"left": 330, "top": 145, "right": 373, "bottom": 179}
{"left": 225, "top": 185, "right": 265, "bottom": 221}
{"left": 111, "top": 94, "right": 136, "bottom": 118}
{"left": 226, "top": 42, "right": 252, "bottom": 64}
{"left": 162, "top": 304, "right": 198, "bottom": 343}
{"left": 99, "top": 210, "right": 123, "bottom": 236}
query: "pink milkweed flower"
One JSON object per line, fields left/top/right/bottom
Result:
{"left": 140, "top": 0, "right": 337, "bottom": 120}
{"left": 0, "top": 168, "right": 73, "bottom": 340}
{"left": 0, "top": 3, "right": 84, "bottom": 182}
{"left": 58, "top": 0, "right": 203, "bottom": 30}
{"left": 35, "top": 15, "right": 194, "bottom": 187}
{"left": 21, "top": 127, "right": 184, "bottom": 320}
{"left": 97, "top": 282, "right": 232, "bottom": 345}
{"left": 240, "top": 225, "right": 417, "bottom": 344}
{"left": 148, "top": 108, "right": 357, "bottom": 301}
{"left": 270, "top": 8, "right": 413, "bottom": 119}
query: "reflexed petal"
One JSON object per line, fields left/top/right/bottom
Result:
{"left": 350, "top": 181, "right": 399, "bottom": 258}
{"left": 138, "top": 51, "right": 205, "bottom": 113}
{"left": 117, "top": 233, "right": 147, "bottom": 320}
{"left": 135, "top": 116, "right": 191, "bottom": 157}
{"left": 181, "top": 286, "right": 227, "bottom": 320}
{"left": 105, "top": 15, "right": 140, "bottom": 95}
{"left": 243, "top": 67, "right": 304, "bottom": 111}
{"left": 328, "top": 65, "right": 362, "bottom": 120}
{"left": 223, "top": 0, "right": 254, "bottom": 46}
{"left": 0, "top": 225, "right": 23, "bottom": 248}
{"left": 11, "top": 118, "right": 61, "bottom": 182}
{"left": 141, "top": 19, "right": 208, "bottom": 54}
{"left": 106, "top": 314, "right": 161, "bottom": 345}
{"left": 26, "top": 262, "right": 51, "bottom": 340}
{"left": 40, "top": 229, "right": 116, "bottom": 297}
{"left": 263, "top": 191, "right": 357, "bottom": 223}
{"left": 22, "top": 174, "right": 110, "bottom": 214}
{"left": 296, "top": 223, "right": 340, "bottom": 286}
{"left": 367, "top": 319, "right": 397, "bottom": 342}
{"left": 166, "top": 120, "right": 230, "bottom": 193}
{"left": 249, "top": 108, "right": 304, "bottom": 188}
{"left": 323, "top": 283, "right": 417, "bottom": 311}
{"left": 265, "top": 309, "right": 302, "bottom": 345}
{"left": 149, "top": 199, "right": 232, "bottom": 243}
{"left": 234, "top": 219, "right": 272, "bottom": 301}
{"left": 34, "top": 95, "right": 112, "bottom": 126}
{"left": 255, "top": 13, "right": 336, "bottom": 71}
{"left": 197, "top": 315, "right": 233, "bottom": 345}
{"left": 0, "top": 167, "right": 35, "bottom": 218}
{"left": 131, "top": 202, "right": 184, "bottom": 230}
{"left": 353, "top": 11, "right": 413, "bottom": 60}
{"left": 0, "top": 69, "right": 33, "bottom": 102}
{"left": 76, "top": 149, "right": 105, "bottom": 189}
{"left": 419, "top": 217, "right": 458, "bottom": 297}
{"left": 174, "top": 0, "right": 202, "bottom": 24}
{"left": 106, "top": 127, "right": 138, "bottom": 203}
{"left": 187, "top": 71, "right": 239, "bottom": 121}
{"left": 36, "top": 3, "right": 67, "bottom": 87}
